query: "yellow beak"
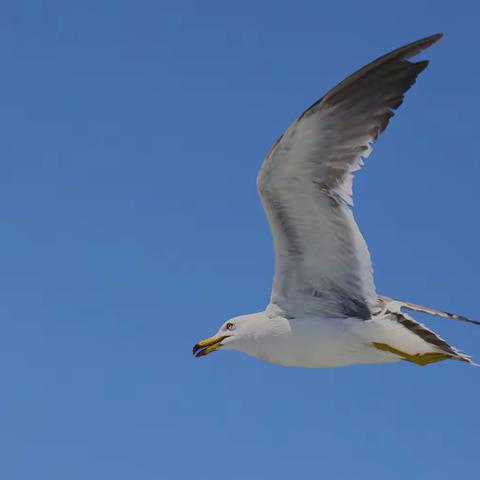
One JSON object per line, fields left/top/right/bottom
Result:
{"left": 192, "top": 335, "right": 228, "bottom": 358}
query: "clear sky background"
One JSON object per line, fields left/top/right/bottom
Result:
{"left": 0, "top": 1, "right": 479, "bottom": 479}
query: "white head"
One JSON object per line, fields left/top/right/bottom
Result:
{"left": 193, "top": 312, "right": 269, "bottom": 358}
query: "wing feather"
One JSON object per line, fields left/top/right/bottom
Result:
{"left": 258, "top": 34, "right": 443, "bottom": 319}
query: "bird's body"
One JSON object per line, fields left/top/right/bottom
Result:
{"left": 217, "top": 300, "right": 467, "bottom": 368}
{"left": 193, "top": 33, "right": 479, "bottom": 368}
{"left": 221, "top": 312, "right": 399, "bottom": 368}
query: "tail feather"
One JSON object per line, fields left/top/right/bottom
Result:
{"left": 377, "top": 296, "right": 477, "bottom": 365}
{"left": 378, "top": 295, "right": 480, "bottom": 326}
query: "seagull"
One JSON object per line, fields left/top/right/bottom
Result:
{"left": 193, "top": 33, "right": 479, "bottom": 368}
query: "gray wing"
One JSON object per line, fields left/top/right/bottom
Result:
{"left": 257, "top": 33, "right": 442, "bottom": 319}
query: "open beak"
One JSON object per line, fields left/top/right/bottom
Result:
{"left": 193, "top": 335, "right": 228, "bottom": 358}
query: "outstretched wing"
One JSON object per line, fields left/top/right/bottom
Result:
{"left": 257, "top": 34, "right": 443, "bottom": 319}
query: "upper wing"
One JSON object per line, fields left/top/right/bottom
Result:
{"left": 257, "top": 33, "right": 443, "bottom": 319}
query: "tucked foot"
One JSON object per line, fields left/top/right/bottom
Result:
{"left": 372, "top": 342, "right": 450, "bottom": 366}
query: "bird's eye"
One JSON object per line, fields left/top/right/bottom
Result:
{"left": 225, "top": 322, "right": 235, "bottom": 331}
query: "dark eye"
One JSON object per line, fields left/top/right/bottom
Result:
{"left": 225, "top": 322, "right": 235, "bottom": 331}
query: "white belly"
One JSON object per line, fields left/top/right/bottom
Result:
{"left": 245, "top": 316, "right": 400, "bottom": 368}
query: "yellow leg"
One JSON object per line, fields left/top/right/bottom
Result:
{"left": 372, "top": 342, "right": 450, "bottom": 366}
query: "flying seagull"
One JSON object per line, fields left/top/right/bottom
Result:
{"left": 193, "top": 33, "right": 479, "bottom": 368}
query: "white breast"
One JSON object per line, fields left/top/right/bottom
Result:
{"left": 243, "top": 316, "right": 400, "bottom": 368}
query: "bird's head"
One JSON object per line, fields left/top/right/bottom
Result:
{"left": 193, "top": 314, "right": 263, "bottom": 358}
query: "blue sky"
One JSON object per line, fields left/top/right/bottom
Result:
{"left": 0, "top": 1, "right": 479, "bottom": 479}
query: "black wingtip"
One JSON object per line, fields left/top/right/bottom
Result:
{"left": 426, "top": 32, "right": 444, "bottom": 42}
{"left": 462, "top": 317, "right": 480, "bottom": 326}
{"left": 395, "top": 32, "right": 444, "bottom": 61}
{"left": 418, "top": 32, "right": 444, "bottom": 49}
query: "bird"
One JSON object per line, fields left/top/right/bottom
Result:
{"left": 193, "top": 33, "right": 479, "bottom": 368}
